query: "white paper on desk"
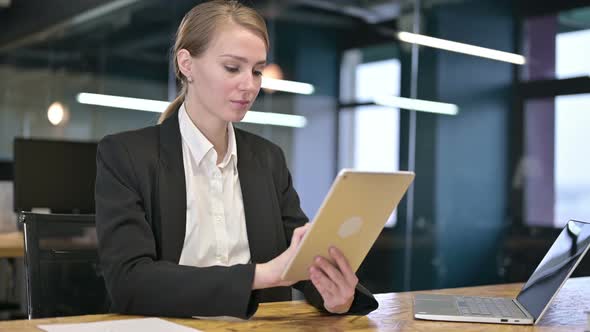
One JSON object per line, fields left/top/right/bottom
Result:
{"left": 37, "top": 317, "right": 202, "bottom": 332}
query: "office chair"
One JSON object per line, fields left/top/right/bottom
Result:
{"left": 19, "top": 212, "right": 109, "bottom": 318}
{"left": 0, "top": 259, "right": 25, "bottom": 320}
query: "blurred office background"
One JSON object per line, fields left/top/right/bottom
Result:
{"left": 1, "top": 0, "right": 590, "bottom": 319}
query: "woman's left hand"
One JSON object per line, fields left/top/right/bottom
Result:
{"left": 309, "top": 246, "right": 358, "bottom": 314}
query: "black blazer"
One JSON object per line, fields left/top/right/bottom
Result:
{"left": 95, "top": 109, "right": 378, "bottom": 318}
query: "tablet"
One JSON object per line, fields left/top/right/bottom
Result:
{"left": 281, "top": 169, "right": 415, "bottom": 281}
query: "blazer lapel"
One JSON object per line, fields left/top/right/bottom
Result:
{"left": 236, "top": 130, "right": 278, "bottom": 263}
{"left": 158, "top": 110, "right": 187, "bottom": 262}
{"left": 157, "top": 120, "right": 277, "bottom": 264}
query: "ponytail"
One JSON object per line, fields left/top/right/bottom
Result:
{"left": 158, "top": 91, "right": 185, "bottom": 124}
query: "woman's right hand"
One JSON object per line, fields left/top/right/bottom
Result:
{"left": 252, "top": 223, "right": 310, "bottom": 290}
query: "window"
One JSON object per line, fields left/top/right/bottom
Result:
{"left": 353, "top": 60, "right": 400, "bottom": 173}
{"left": 339, "top": 47, "right": 400, "bottom": 227}
{"left": 522, "top": 7, "right": 590, "bottom": 81}
{"left": 554, "top": 93, "right": 590, "bottom": 227}
{"left": 556, "top": 29, "right": 590, "bottom": 79}
{"left": 522, "top": 10, "right": 590, "bottom": 227}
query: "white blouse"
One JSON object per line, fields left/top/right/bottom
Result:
{"left": 177, "top": 103, "right": 251, "bottom": 267}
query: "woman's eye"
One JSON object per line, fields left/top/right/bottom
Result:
{"left": 225, "top": 66, "right": 239, "bottom": 73}
{"left": 254, "top": 70, "right": 263, "bottom": 77}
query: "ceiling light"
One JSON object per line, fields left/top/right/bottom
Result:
{"left": 242, "top": 111, "right": 307, "bottom": 128}
{"left": 397, "top": 31, "right": 526, "bottom": 65}
{"left": 374, "top": 95, "right": 458, "bottom": 115}
{"left": 47, "top": 101, "right": 69, "bottom": 125}
{"left": 261, "top": 77, "right": 315, "bottom": 95}
{"left": 262, "top": 64, "right": 284, "bottom": 94}
{"left": 76, "top": 93, "right": 307, "bottom": 128}
{"left": 262, "top": 64, "right": 284, "bottom": 80}
{"left": 77, "top": 93, "right": 169, "bottom": 113}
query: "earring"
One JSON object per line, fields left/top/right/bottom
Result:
{"left": 187, "top": 77, "right": 193, "bottom": 83}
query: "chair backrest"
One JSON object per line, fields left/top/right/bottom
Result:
{"left": 19, "top": 212, "right": 109, "bottom": 318}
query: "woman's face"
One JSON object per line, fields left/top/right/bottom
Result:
{"left": 188, "top": 22, "right": 267, "bottom": 124}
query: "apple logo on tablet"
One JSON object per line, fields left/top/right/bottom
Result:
{"left": 338, "top": 217, "right": 363, "bottom": 238}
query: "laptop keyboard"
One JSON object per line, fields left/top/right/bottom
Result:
{"left": 455, "top": 296, "right": 524, "bottom": 318}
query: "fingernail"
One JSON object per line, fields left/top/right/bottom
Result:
{"left": 315, "top": 257, "right": 322, "bottom": 263}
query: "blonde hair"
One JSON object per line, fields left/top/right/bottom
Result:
{"left": 158, "top": 0, "right": 269, "bottom": 124}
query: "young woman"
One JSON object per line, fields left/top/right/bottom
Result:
{"left": 95, "top": 0, "right": 378, "bottom": 318}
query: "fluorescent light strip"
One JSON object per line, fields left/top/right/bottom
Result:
{"left": 397, "top": 31, "right": 526, "bottom": 65}
{"left": 77, "top": 93, "right": 169, "bottom": 113}
{"left": 76, "top": 92, "right": 307, "bottom": 128}
{"left": 242, "top": 110, "right": 307, "bottom": 127}
{"left": 374, "top": 95, "right": 459, "bottom": 116}
{"left": 261, "top": 77, "right": 315, "bottom": 95}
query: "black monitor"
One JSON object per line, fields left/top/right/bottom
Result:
{"left": 13, "top": 138, "right": 97, "bottom": 214}
{"left": 0, "top": 160, "right": 13, "bottom": 181}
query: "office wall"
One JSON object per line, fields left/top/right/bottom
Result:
{"left": 364, "top": 0, "right": 514, "bottom": 293}
{"left": 430, "top": 0, "right": 513, "bottom": 288}
{"left": 275, "top": 22, "right": 342, "bottom": 219}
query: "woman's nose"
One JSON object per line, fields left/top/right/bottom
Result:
{"left": 239, "top": 73, "right": 258, "bottom": 91}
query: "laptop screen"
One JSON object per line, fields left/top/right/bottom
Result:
{"left": 516, "top": 220, "right": 590, "bottom": 320}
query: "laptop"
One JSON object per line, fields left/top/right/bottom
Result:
{"left": 414, "top": 219, "right": 590, "bottom": 325}
{"left": 282, "top": 169, "right": 415, "bottom": 281}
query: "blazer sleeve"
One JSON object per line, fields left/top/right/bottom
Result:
{"left": 95, "top": 135, "right": 257, "bottom": 318}
{"left": 273, "top": 147, "right": 379, "bottom": 315}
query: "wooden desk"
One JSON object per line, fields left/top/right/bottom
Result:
{"left": 0, "top": 231, "right": 24, "bottom": 258}
{"left": 0, "top": 277, "right": 588, "bottom": 331}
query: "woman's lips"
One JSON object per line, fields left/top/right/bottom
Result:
{"left": 231, "top": 100, "right": 250, "bottom": 109}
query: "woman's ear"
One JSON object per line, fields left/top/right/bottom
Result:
{"left": 177, "top": 49, "right": 193, "bottom": 82}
